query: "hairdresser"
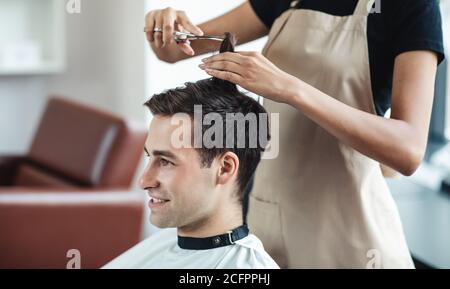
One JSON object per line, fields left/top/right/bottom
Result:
{"left": 144, "top": 0, "right": 445, "bottom": 268}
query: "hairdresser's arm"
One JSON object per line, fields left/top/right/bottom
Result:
{"left": 144, "top": 2, "right": 268, "bottom": 63}
{"left": 201, "top": 50, "right": 438, "bottom": 176}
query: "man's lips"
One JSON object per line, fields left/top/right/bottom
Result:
{"left": 148, "top": 196, "right": 170, "bottom": 209}
{"left": 148, "top": 191, "right": 170, "bottom": 207}
{"left": 149, "top": 196, "right": 170, "bottom": 203}
{"left": 147, "top": 190, "right": 170, "bottom": 201}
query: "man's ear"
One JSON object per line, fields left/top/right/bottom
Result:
{"left": 216, "top": 151, "right": 239, "bottom": 186}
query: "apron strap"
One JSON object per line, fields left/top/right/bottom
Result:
{"left": 354, "top": 0, "right": 376, "bottom": 16}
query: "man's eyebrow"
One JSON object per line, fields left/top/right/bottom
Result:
{"left": 144, "top": 147, "right": 178, "bottom": 160}
{"left": 153, "top": 150, "right": 178, "bottom": 160}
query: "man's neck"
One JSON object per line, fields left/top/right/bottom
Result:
{"left": 177, "top": 203, "right": 243, "bottom": 238}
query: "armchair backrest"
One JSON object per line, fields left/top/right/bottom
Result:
{"left": 15, "top": 97, "right": 147, "bottom": 188}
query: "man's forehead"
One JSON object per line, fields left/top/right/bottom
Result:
{"left": 146, "top": 115, "right": 194, "bottom": 154}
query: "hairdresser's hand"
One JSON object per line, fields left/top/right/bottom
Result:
{"left": 145, "top": 7, "right": 204, "bottom": 56}
{"left": 199, "top": 51, "right": 301, "bottom": 104}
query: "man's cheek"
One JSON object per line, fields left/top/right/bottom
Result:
{"left": 158, "top": 170, "right": 179, "bottom": 191}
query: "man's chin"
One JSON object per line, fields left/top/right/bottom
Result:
{"left": 150, "top": 215, "right": 175, "bottom": 229}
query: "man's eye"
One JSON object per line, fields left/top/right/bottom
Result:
{"left": 159, "top": 158, "right": 173, "bottom": 167}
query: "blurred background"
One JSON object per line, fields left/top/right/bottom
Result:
{"left": 0, "top": 0, "right": 448, "bottom": 268}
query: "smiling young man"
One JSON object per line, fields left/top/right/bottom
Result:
{"left": 103, "top": 77, "right": 279, "bottom": 269}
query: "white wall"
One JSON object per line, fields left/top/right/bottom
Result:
{"left": 0, "top": 0, "right": 147, "bottom": 154}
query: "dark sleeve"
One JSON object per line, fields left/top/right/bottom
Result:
{"left": 391, "top": 0, "right": 445, "bottom": 64}
{"left": 248, "top": 0, "right": 292, "bottom": 28}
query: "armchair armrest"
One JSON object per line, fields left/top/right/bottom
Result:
{"left": 0, "top": 156, "right": 25, "bottom": 186}
{"left": 0, "top": 190, "right": 145, "bottom": 269}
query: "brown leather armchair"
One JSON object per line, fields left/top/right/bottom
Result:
{"left": 0, "top": 96, "right": 147, "bottom": 189}
{"left": 0, "top": 191, "right": 144, "bottom": 269}
{"left": 0, "top": 97, "right": 148, "bottom": 268}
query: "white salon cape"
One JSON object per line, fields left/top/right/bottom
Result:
{"left": 102, "top": 229, "right": 279, "bottom": 269}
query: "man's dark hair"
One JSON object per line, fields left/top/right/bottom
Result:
{"left": 144, "top": 33, "right": 270, "bottom": 202}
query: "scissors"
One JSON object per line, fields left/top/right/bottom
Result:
{"left": 148, "top": 28, "right": 225, "bottom": 43}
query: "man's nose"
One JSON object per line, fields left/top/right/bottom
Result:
{"left": 139, "top": 164, "right": 159, "bottom": 190}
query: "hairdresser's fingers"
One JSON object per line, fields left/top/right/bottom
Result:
{"left": 162, "top": 8, "right": 177, "bottom": 47}
{"left": 199, "top": 61, "right": 245, "bottom": 77}
{"left": 144, "top": 11, "right": 156, "bottom": 42}
{"left": 235, "top": 51, "right": 270, "bottom": 67}
{"left": 178, "top": 42, "right": 195, "bottom": 56}
{"left": 235, "top": 51, "right": 262, "bottom": 57}
{"left": 239, "top": 51, "right": 283, "bottom": 73}
{"left": 154, "top": 12, "right": 164, "bottom": 48}
{"left": 202, "top": 52, "right": 246, "bottom": 65}
{"left": 174, "top": 23, "right": 195, "bottom": 56}
{"left": 175, "top": 22, "right": 184, "bottom": 34}
{"left": 176, "top": 11, "right": 204, "bottom": 36}
{"left": 204, "top": 69, "right": 245, "bottom": 85}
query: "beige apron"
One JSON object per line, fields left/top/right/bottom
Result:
{"left": 248, "top": 0, "right": 414, "bottom": 268}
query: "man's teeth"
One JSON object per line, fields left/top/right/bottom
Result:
{"left": 151, "top": 197, "right": 167, "bottom": 203}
